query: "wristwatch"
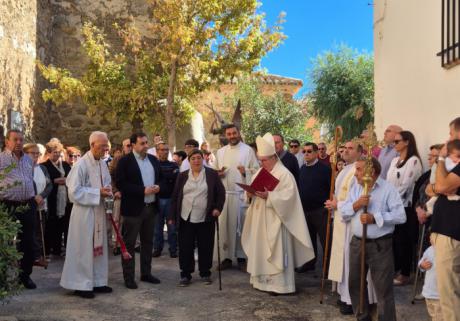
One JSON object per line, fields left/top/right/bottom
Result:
{"left": 438, "top": 156, "right": 445, "bottom": 162}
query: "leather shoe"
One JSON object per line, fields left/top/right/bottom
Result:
{"left": 340, "top": 304, "right": 354, "bottom": 315}
{"left": 74, "top": 290, "right": 95, "bottom": 299}
{"left": 21, "top": 276, "right": 37, "bottom": 289}
{"left": 125, "top": 279, "right": 138, "bottom": 289}
{"left": 295, "top": 263, "right": 315, "bottom": 273}
{"left": 219, "top": 259, "right": 232, "bottom": 270}
{"left": 170, "top": 252, "right": 178, "bottom": 258}
{"left": 152, "top": 249, "right": 162, "bottom": 257}
{"left": 141, "top": 274, "right": 161, "bottom": 284}
{"left": 94, "top": 286, "right": 113, "bottom": 293}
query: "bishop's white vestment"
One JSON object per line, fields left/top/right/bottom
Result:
{"left": 242, "top": 161, "right": 315, "bottom": 293}
{"left": 60, "top": 151, "right": 111, "bottom": 291}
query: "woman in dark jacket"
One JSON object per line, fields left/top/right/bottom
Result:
{"left": 169, "top": 149, "right": 225, "bottom": 287}
{"left": 43, "top": 140, "right": 72, "bottom": 257}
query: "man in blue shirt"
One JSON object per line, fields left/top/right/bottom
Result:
{"left": 340, "top": 157, "right": 406, "bottom": 321}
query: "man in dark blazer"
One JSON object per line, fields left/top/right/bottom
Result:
{"left": 273, "top": 134, "right": 300, "bottom": 185}
{"left": 116, "top": 132, "right": 162, "bottom": 289}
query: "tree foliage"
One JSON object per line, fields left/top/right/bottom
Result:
{"left": 38, "top": 0, "right": 286, "bottom": 149}
{"left": 309, "top": 45, "right": 374, "bottom": 140}
{"left": 0, "top": 165, "right": 22, "bottom": 302}
{"left": 229, "top": 78, "right": 311, "bottom": 144}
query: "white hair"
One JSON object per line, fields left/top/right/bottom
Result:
{"left": 89, "top": 131, "right": 108, "bottom": 145}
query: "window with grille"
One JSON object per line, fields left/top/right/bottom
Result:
{"left": 437, "top": 0, "right": 460, "bottom": 68}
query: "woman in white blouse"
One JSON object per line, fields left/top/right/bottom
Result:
{"left": 169, "top": 149, "right": 226, "bottom": 287}
{"left": 387, "top": 130, "right": 423, "bottom": 286}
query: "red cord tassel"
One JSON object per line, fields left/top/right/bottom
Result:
{"left": 108, "top": 213, "right": 132, "bottom": 260}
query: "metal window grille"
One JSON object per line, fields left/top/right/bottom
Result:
{"left": 437, "top": 0, "right": 460, "bottom": 68}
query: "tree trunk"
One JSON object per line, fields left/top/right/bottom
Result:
{"left": 166, "top": 58, "right": 178, "bottom": 151}
{"left": 131, "top": 114, "right": 144, "bottom": 133}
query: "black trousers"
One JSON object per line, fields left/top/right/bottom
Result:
{"left": 305, "top": 207, "right": 330, "bottom": 268}
{"left": 349, "top": 235, "right": 396, "bottom": 321}
{"left": 121, "top": 203, "right": 156, "bottom": 281}
{"left": 34, "top": 210, "right": 46, "bottom": 259}
{"left": 393, "top": 207, "right": 417, "bottom": 277}
{"left": 178, "top": 218, "right": 215, "bottom": 279}
{"left": 44, "top": 205, "right": 71, "bottom": 255}
{"left": 4, "top": 200, "right": 37, "bottom": 279}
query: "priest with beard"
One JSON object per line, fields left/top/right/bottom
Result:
{"left": 60, "top": 131, "right": 113, "bottom": 299}
{"left": 241, "top": 133, "right": 315, "bottom": 295}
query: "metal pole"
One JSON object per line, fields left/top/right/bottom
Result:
{"left": 411, "top": 224, "right": 426, "bottom": 304}
{"left": 216, "top": 219, "right": 222, "bottom": 291}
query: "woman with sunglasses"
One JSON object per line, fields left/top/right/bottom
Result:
{"left": 387, "top": 130, "right": 423, "bottom": 286}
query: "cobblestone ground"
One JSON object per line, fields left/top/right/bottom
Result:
{"left": 1, "top": 252, "right": 430, "bottom": 321}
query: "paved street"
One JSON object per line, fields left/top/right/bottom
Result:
{"left": 1, "top": 251, "right": 430, "bottom": 321}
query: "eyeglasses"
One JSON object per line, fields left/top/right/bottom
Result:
{"left": 69, "top": 154, "right": 81, "bottom": 158}
{"left": 289, "top": 145, "right": 299, "bottom": 148}
{"left": 304, "top": 150, "right": 314, "bottom": 154}
{"left": 124, "top": 144, "right": 132, "bottom": 148}
{"left": 318, "top": 148, "right": 326, "bottom": 151}
{"left": 394, "top": 139, "right": 402, "bottom": 144}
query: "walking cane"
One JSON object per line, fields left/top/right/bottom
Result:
{"left": 411, "top": 223, "right": 426, "bottom": 304}
{"left": 38, "top": 209, "right": 48, "bottom": 269}
{"left": 216, "top": 219, "right": 222, "bottom": 291}
{"left": 320, "top": 126, "right": 342, "bottom": 304}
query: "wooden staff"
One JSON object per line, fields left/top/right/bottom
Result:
{"left": 320, "top": 126, "right": 342, "bottom": 304}
{"left": 216, "top": 219, "right": 222, "bottom": 291}
{"left": 38, "top": 209, "right": 48, "bottom": 269}
{"left": 411, "top": 223, "right": 426, "bottom": 304}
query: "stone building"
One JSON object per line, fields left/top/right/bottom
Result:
{"left": 0, "top": 0, "right": 303, "bottom": 150}
{"left": 374, "top": 0, "right": 460, "bottom": 164}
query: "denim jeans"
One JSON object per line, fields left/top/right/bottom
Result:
{"left": 153, "top": 198, "right": 177, "bottom": 253}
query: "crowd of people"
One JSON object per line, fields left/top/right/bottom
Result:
{"left": 1, "top": 116, "right": 459, "bottom": 321}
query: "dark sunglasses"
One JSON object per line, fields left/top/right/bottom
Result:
{"left": 394, "top": 139, "right": 402, "bottom": 144}
{"left": 304, "top": 150, "right": 314, "bottom": 154}
{"left": 289, "top": 145, "right": 299, "bottom": 148}
{"left": 318, "top": 147, "right": 326, "bottom": 151}
{"left": 69, "top": 154, "right": 81, "bottom": 158}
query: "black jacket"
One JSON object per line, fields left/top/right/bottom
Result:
{"left": 280, "top": 150, "right": 300, "bottom": 185}
{"left": 43, "top": 159, "right": 71, "bottom": 217}
{"left": 116, "top": 152, "right": 162, "bottom": 217}
{"left": 168, "top": 167, "right": 225, "bottom": 227}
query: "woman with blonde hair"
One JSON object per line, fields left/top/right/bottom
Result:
{"left": 43, "top": 139, "right": 72, "bottom": 257}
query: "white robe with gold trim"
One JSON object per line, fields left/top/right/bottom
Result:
{"left": 60, "top": 152, "right": 111, "bottom": 291}
{"left": 242, "top": 161, "right": 315, "bottom": 293}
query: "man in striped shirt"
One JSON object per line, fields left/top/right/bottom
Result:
{"left": 0, "top": 129, "right": 37, "bottom": 289}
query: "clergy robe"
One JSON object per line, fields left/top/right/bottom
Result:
{"left": 242, "top": 161, "right": 315, "bottom": 294}
{"left": 60, "top": 151, "right": 111, "bottom": 291}
{"left": 213, "top": 141, "right": 259, "bottom": 260}
{"left": 328, "top": 163, "right": 377, "bottom": 304}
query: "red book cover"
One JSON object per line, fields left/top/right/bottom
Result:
{"left": 236, "top": 168, "right": 279, "bottom": 193}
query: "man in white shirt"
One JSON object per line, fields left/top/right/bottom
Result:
{"left": 340, "top": 157, "right": 406, "bottom": 321}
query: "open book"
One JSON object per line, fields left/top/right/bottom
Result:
{"left": 236, "top": 167, "right": 279, "bottom": 194}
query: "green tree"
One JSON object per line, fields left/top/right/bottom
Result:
{"left": 229, "top": 77, "right": 310, "bottom": 144}
{"left": 39, "top": 1, "right": 286, "bottom": 149}
{"left": 309, "top": 45, "right": 374, "bottom": 140}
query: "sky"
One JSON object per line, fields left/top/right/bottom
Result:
{"left": 258, "top": 0, "right": 374, "bottom": 96}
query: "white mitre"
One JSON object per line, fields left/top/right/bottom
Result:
{"left": 256, "top": 133, "right": 276, "bottom": 157}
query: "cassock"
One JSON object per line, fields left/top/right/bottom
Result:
{"left": 60, "top": 151, "right": 111, "bottom": 291}
{"left": 242, "top": 133, "right": 314, "bottom": 294}
{"left": 328, "top": 162, "right": 377, "bottom": 304}
{"left": 214, "top": 141, "right": 259, "bottom": 260}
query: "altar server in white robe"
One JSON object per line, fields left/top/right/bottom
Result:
{"left": 60, "top": 131, "right": 113, "bottom": 299}
{"left": 214, "top": 124, "right": 259, "bottom": 271}
{"left": 325, "top": 141, "right": 377, "bottom": 315}
{"left": 242, "top": 133, "right": 315, "bottom": 295}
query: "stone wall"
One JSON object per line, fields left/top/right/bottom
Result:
{"left": 0, "top": 0, "right": 38, "bottom": 145}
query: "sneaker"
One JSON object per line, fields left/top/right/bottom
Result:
{"left": 74, "top": 290, "right": 95, "bottom": 299}
{"left": 178, "top": 277, "right": 191, "bottom": 287}
{"left": 414, "top": 293, "right": 425, "bottom": 301}
{"left": 201, "top": 277, "right": 212, "bottom": 285}
{"left": 152, "top": 249, "right": 162, "bottom": 257}
{"left": 93, "top": 286, "right": 113, "bottom": 293}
